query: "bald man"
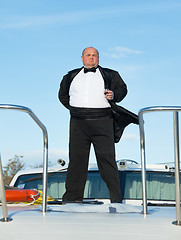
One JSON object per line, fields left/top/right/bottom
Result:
{"left": 58, "top": 47, "right": 127, "bottom": 203}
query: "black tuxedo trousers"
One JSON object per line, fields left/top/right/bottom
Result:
{"left": 62, "top": 116, "right": 122, "bottom": 202}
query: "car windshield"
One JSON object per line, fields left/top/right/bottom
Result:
{"left": 13, "top": 170, "right": 179, "bottom": 201}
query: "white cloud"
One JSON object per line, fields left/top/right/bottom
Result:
{"left": 0, "top": 14, "right": 74, "bottom": 29}
{"left": 104, "top": 47, "right": 142, "bottom": 59}
{"left": 0, "top": 2, "right": 180, "bottom": 29}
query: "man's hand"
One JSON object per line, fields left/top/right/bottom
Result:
{"left": 104, "top": 90, "right": 114, "bottom": 100}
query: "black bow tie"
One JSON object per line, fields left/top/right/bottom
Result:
{"left": 84, "top": 67, "right": 97, "bottom": 73}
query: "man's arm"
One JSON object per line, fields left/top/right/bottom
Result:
{"left": 58, "top": 68, "right": 82, "bottom": 109}
{"left": 58, "top": 75, "right": 70, "bottom": 109}
{"left": 110, "top": 71, "right": 127, "bottom": 103}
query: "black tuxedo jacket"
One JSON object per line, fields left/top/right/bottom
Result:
{"left": 58, "top": 65, "right": 127, "bottom": 109}
{"left": 58, "top": 65, "right": 138, "bottom": 143}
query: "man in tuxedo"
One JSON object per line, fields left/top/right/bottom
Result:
{"left": 58, "top": 47, "right": 127, "bottom": 203}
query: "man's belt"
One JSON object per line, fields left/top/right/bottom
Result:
{"left": 70, "top": 106, "right": 113, "bottom": 120}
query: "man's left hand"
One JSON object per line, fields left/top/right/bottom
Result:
{"left": 104, "top": 90, "right": 114, "bottom": 100}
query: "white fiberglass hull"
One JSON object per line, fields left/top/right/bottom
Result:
{"left": 1, "top": 203, "right": 181, "bottom": 240}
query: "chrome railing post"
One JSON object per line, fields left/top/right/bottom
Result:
{"left": 138, "top": 106, "right": 181, "bottom": 222}
{"left": 0, "top": 104, "right": 48, "bottom": 214}
{"left": 0, "top": 155, "right": 12, "bottom": 222}
{"left": 42, "top": 137, "right": 48, "bottom": 213}
{"left": 138, "top": 112, "right": 148, "bottom": 215}
{"left": 27, "top": 110, "right": 48, "bottom": 213}
{"left": 172, "top": 111, "right": 181, "bottom": 225}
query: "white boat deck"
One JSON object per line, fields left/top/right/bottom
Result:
{"left": 1, "top": 203, "right": 181, "bottom": 240}
{"left": 1, "top": 105, "right": 181, "bottom": 239}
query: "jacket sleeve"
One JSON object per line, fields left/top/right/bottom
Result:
{"left": 58, "top": 74, "right": 70, "bottom": 109}
{"left": 111, "top": 71, "right": 127, "bottom": 103}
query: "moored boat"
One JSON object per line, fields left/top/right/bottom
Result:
{"left": 1, "top": 104, "right": 181, "bottom": 240}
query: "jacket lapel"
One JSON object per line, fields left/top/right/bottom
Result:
{"left": 98, "top": 66, "right": 112, "bottom": 90}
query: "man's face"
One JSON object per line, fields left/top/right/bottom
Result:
{"left": 81, "top": 47, "right": 99, "bottom": 68}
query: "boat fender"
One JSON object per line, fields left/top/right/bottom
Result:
{"left": 5, "top": 189, "right": 40, "bottom": 202}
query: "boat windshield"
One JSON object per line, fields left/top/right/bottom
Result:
{"left": 13, "top": 170, "right": 180, "bottom": 201}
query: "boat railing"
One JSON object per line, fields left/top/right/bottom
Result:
{"left": 0, "top": 104, "right": 48, "bottom": 222}
{"left": 139, "top": 106, "right": 181, "bottom": 225}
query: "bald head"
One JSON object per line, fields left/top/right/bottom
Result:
{"left": 82, "top": 47, "right": 99, "bottom": 57}
{"left": 81, "top": 47, "right": 99, "bottom": 68}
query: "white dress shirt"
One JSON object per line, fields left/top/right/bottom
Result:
{"left": 69, "top": 68, "right": 110, "bottom": 108}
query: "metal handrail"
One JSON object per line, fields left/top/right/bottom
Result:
{"left": 0, "top": 104, "right": 48, "bottom": 219}
{"left": 138, "top": 106, "right": 181, "bottom": 225}
{"left": 0, "top": 154, "right": 12, "bottom": 222}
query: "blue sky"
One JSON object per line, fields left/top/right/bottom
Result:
{"left": 0, "top": 0, "right": 181, "bottom": 168}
